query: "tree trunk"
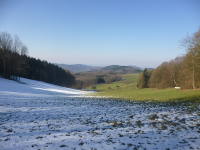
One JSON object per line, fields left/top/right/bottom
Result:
{"left": 192, "top": 59, "right": 195, "bottom": 89}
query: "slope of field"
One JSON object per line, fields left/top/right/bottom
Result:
{"left": 90, "top": 74, "right": 200, "bottom": 102}
{"left": 0, "top": 77, "right": 200, "bottom": 150}
{"left": 0, "top": 89, "right": 200, "bottom": 150}
{"left": 0, "top": 77, "right": 89, "bottom": 97}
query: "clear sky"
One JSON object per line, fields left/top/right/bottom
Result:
{"left": 0, "top": 0, "right": 199, "bottom": 67}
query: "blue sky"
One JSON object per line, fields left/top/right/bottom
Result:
{"left": 0, "top": 0, "right": 199, "bottom": 67}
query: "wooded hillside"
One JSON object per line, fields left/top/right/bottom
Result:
{"left": 138, "top": 29, "right": 200, "bottom": 89}
{"left": 0, "top": 32, "right": 75, "bottom": 87}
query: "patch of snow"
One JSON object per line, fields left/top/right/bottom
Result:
{"left": 0, "top": 77, "right": 199, "bottom": 150}
{"left": 0, "top": 77, "right": 90, "bottom": 97}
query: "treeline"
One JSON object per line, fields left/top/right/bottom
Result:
{"left": 138, "top": 29, "right": 200, "bottom": 89}
{"left": 0, "top": 32, "right": 75, "bottom": 87}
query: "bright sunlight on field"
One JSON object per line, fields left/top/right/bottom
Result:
{"left": 90, "top": 74, "right": 200, "bottom": 102}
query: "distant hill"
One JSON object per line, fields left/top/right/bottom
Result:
{"left": 101, "top": 65, "right": 142, "bottom": 74}
{"left": 58, "top": 64, "right": 142, "bottom": 74}
{"left": 74, "top": 65, "right": 142, "bottom": 89}
{"left": 57, "top": 64, "right": 101, "bottom": 73}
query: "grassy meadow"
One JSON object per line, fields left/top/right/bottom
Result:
{"left": 88, "top": 74, "right": 200, "bottom": 102}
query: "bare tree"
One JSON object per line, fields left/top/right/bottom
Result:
{"left": 13, "top": 35, "right": 22, "bottom": 53}
{"left": 0, "top": 32, "right": 13, "bottom": 51}
{"left": 183, "top": 29, "right": 200, "bottom": 89}
{"left": 20, "top": 45, "right": 28, "bottom": 55}
{"left": 0, "top": 32, "right": 28, "bottom": 79}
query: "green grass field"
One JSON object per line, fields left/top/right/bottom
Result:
{"left": 88, "top": 74, "right": 200, "bottom": 102}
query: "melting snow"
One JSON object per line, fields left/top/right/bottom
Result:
{"left": 0, "top": 77, "right": 200, "bottom": 150}
{"left": 0, "top": 77, "right": 90, "bottom": 97}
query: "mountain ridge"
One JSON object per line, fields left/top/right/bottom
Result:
{"left": 58, "top": 64, "right": 142, "bottom": 74}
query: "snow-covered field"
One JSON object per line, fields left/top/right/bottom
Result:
{"left": 0, "top": 77, "right": 89, "bottom": 97}
{"left": 0, "top": 77, "right": 200, "bottom": 150}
